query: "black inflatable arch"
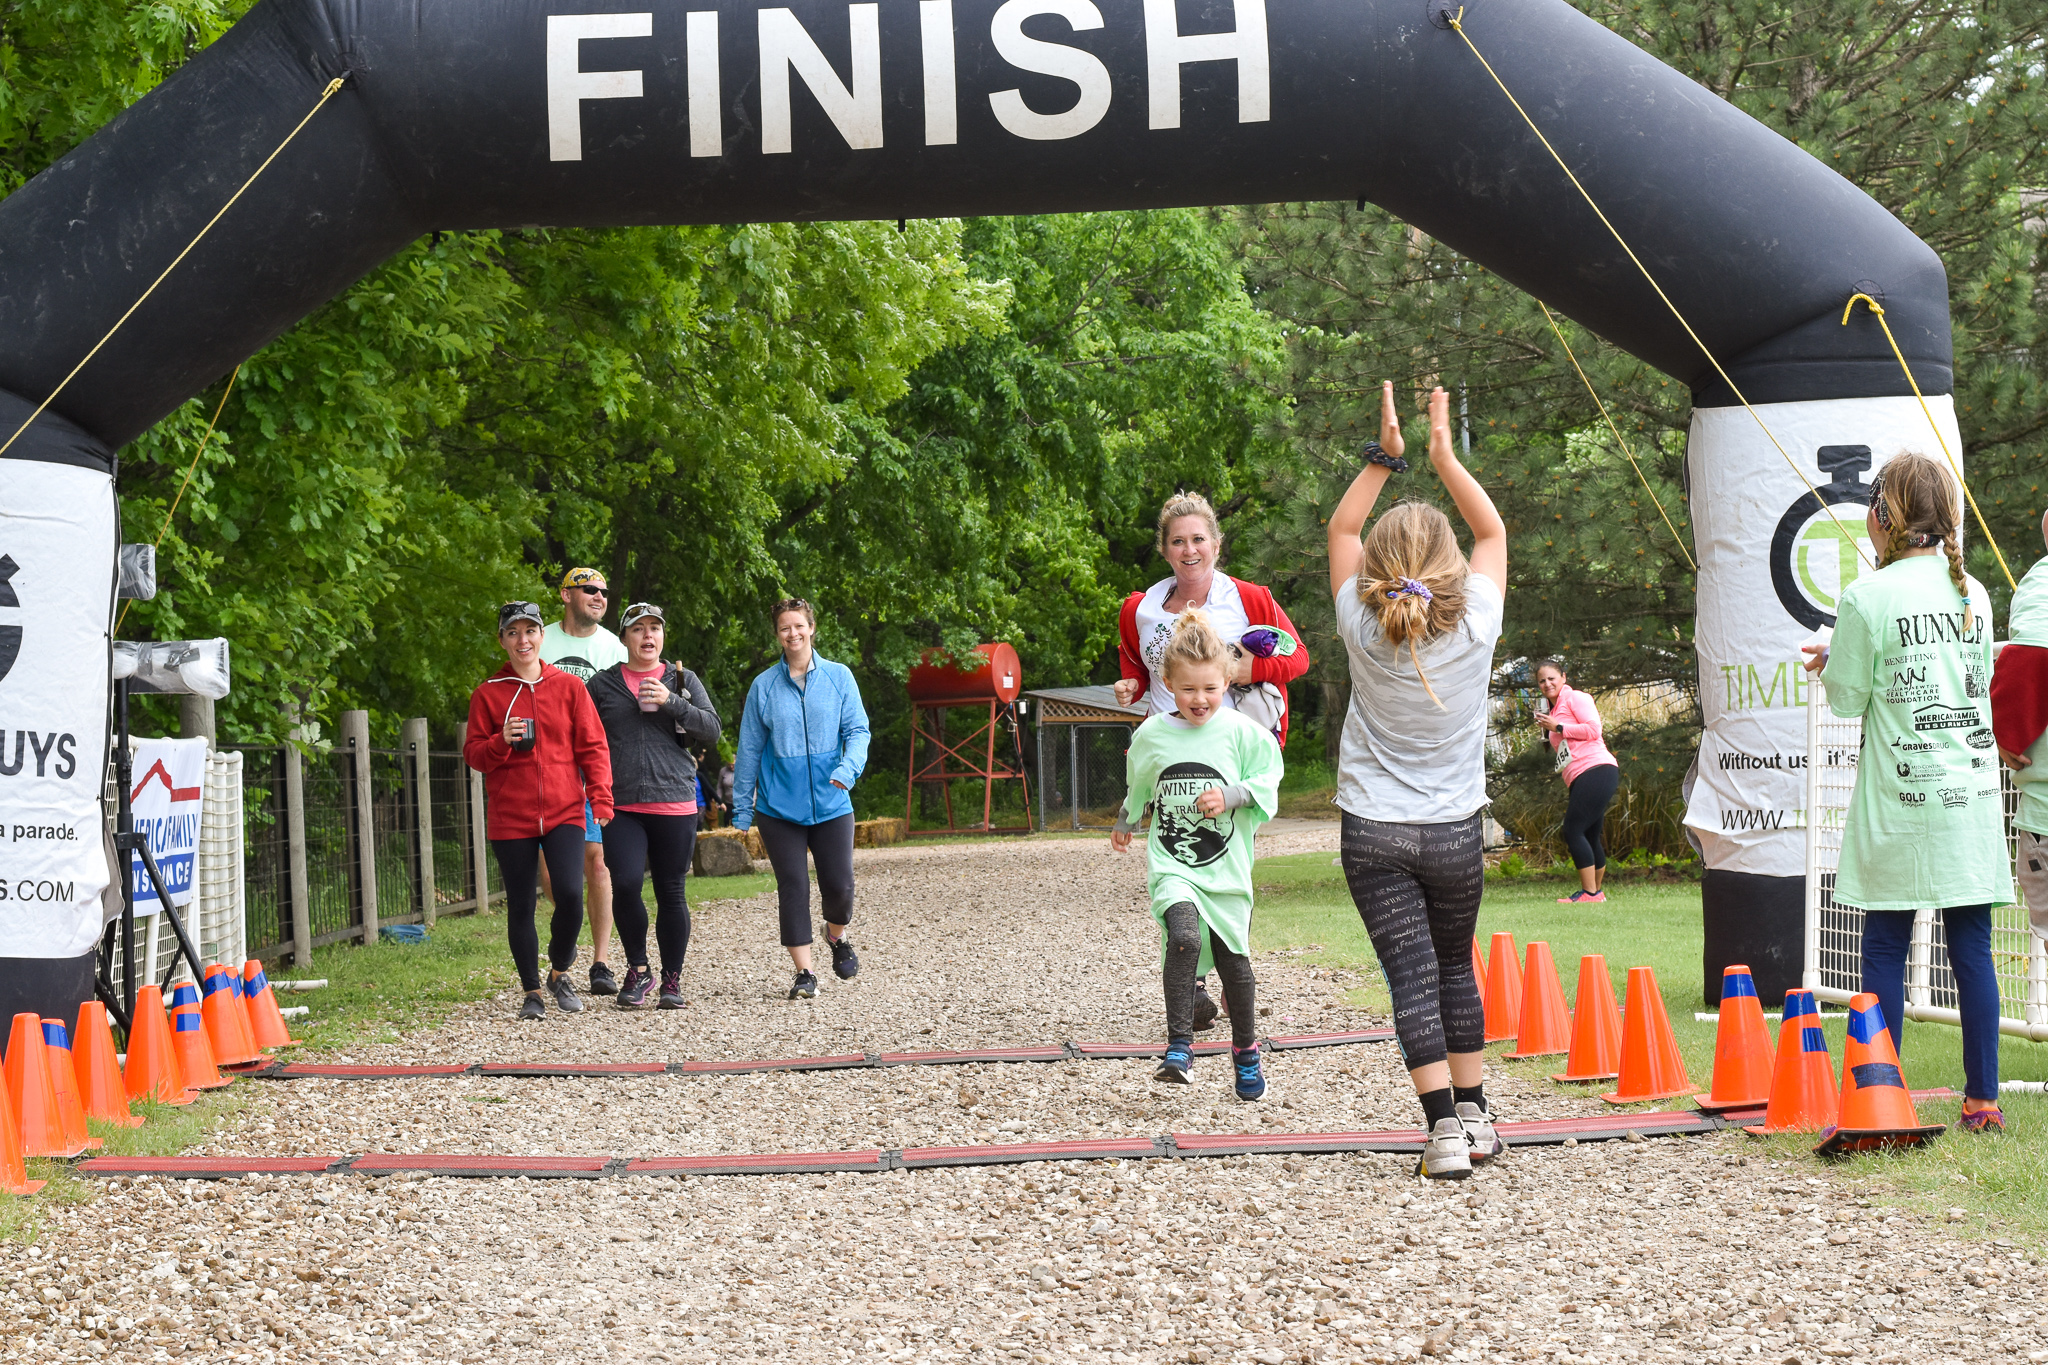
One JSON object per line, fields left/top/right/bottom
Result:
{"left": 0, "top": 0, "right": 1947, "bottom": 468}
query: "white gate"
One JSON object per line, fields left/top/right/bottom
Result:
{"left": 1804, "top": 676, "right": 2048, "bottom": 1039}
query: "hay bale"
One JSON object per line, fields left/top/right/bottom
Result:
{"left": 694, "top": 828, "right": 754, "bottom": 877}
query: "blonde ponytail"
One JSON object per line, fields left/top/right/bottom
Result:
{"left": 1358, "top": 501, "right": 1470, "bottom": 708}
{"left": 1160, "top": 607, "right": 1230, "bottom": 682}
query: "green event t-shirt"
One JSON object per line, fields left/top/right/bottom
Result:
{"left": 1121, "top": 709, "right": 1283, "bottom": 975}
{"left": 1821, "top": 554, "right": 2010, "bottom": 911}
{"left": 2004, "top": 558, "right": 2048, "bottom": 835}
{"left": 540, "top": 620, "right": 628, "bottom": 683}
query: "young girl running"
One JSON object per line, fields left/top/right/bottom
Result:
{"left": 1111, "top": 609, "right": 1282, "bottom": 1099}
{"left": 1328, "top": 382, "right": 1507, "bottom": 1180}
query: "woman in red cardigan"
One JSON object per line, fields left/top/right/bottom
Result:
{"left": 1114, "top": 492, "right": 1311, "bottom": 746}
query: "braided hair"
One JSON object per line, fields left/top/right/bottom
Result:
{"left": 1869, "top": 451, "right": 1971, "bottom": 633}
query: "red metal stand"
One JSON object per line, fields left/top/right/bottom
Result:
{"left": 905, "top": 698, "right": 1032, "bottom": 834}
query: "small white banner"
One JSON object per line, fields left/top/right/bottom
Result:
{"left": 0, "top": 460, "right": 116, "bottom": 958}
{"left": 1683, "top": 394, "right": 1964, "bottom": 877}
{"left": 128, "top": 736, "right": 207, "bottom": 913}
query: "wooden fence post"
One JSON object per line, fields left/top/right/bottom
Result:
{"left": 340, "top": 709, "right": 378, "bottom": 942}
{"left": 462, "top": 721, "right": 490, "bottom": 911}
{"left": 283, "top": 735, "right": 312, "bottom": 967}
{"left": 403, "top": 716, "right": 435, "bottom": 927}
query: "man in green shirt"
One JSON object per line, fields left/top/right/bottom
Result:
{"left": 539, "top": 567, "right": 629, "bottom": 994}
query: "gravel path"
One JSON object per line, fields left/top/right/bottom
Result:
{"left": 6, "top": 831, "right": 2041, "bottom": 1364}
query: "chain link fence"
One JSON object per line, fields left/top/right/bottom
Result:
{"left": 1035, "top": 722, "right": 1135, "bottom": 830}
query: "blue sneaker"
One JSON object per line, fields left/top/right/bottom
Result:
{"left": 1233, "top": 1046, "right": 1266, "bottom": 1102}
{"left": 1153, "top": 1039, "right": 1194, "bottom": 1084}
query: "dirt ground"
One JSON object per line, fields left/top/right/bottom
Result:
{"left": 2, "top": 831, "right": 2036, "bottom": 1364}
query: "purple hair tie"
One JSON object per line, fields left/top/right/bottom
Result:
{"left": 1387, "top": 578, "right": 1433, "bottom": 603}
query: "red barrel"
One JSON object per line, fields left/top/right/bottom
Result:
{"left": 907, "top": 643, "right": 1022, "bottom": 704}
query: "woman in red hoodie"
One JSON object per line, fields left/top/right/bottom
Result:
{"left": 465, "top": 601, "right": 615, "bottom": 1019}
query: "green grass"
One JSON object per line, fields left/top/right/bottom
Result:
{"left": 1250, "top": 848, "right": 2048, "bottom": 1246}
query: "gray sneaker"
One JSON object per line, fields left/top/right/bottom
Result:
{"left": 548, "top": 971, "right": 585, "bottom": 1013}
{"left": 1457, "top": 1102, "right": 1502, "bottom": 1164}
{"left": 1417, "top": 1117, "right": 1473, "bottom": 1181}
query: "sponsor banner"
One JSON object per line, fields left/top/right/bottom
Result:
{"left": 0, "top": 461, "right": 115, "bottom": 958}
{"left": 127, "top": 737, "right": 206, "bottom": 912}
{"left": 1683, "top": 395, "right": 1964, "bottom": 877}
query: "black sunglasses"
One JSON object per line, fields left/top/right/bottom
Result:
{"left": 573, "top": 585, "right": 608, "bottom": 596}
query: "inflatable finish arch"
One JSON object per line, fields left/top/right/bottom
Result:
{"left": 0, "top": 0, "right": 1956, "bottom": 1015}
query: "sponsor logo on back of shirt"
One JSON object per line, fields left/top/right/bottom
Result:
{"left": 1912, "top": 703, "right": 1982, "bottom": 732}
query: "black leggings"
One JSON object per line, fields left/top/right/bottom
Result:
{"left": 1162, "top": 902, "right": 1257, "bottom": 1050}
{"left": 492, "top": 823, "right": 587, "bottom": 992}
{"left": 756, "top": 812, "right": 856, "bottom": 947}
{"left": 604, "top": 810, "right": 698, "bottom": 975}
{"left": 1561, "top": 763, "right": 1620, "bottom": 870}
{"left": 1340, "top": 811, "right": 1486, "bottom": 1071}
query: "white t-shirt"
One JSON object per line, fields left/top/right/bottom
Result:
{"left": 540, "top": 620, "right": 628, "bottom": 683}
{"left": 1133, "top": 576, "right": 1251, "bottom": 718}
{"left": 1333, "top": 573, "right": 1504, "bottom": 824}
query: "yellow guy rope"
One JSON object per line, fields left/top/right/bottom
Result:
{"left": 1444, "top": 10, "right": 1869, "bottom": 570}
{"left": 1537, "top": 301, "right": 1697, "bottom": 572}
{"left": 1840, "top": 293, "right": 2015, "bottom": 590}
{"left": 115, "top": 363, "right": 242, "bottom": 632}
{"left": 0, "top": 77, "right": 346, "bottom": 464}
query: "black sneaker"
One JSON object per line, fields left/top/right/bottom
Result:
{"left": 615, "top": 965, "right": 652, "bottom": 1010}
{"left": 589, "top": 961, "right": 619, "bottom": 996}
{"left": 548, "top": 971, "right": 585, "bottom": 1013}
{"left": 518, "top": 991, "right": 546, "bottom": 1022}
{"left": 829, "top": 937, "right": 860, "bottom": 980}
{"left": 789, "top": 971, "right": 818, "bottom": 1000}
{"left": 1192, "top": 981, "right": 1219, "bottom": 1031}
{"left": 658, "top": 971, "right": 686, "bottom": 1010}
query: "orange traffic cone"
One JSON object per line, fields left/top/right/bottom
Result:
{"left": 1482, "top": 933, "right": 1522, "bottom": 1043}
{"left": 1550, "top": 954, "right": 1623, "bottom": 1083}
{"left": 123, "top": 985, "right": 195, "bottom": 1106}
{"left": 37, "top": 1020, "right": 101, "bottom": 1154}
{"left": 1601, "top": 967, "right": 1693, "bottom": 1105}
{"left": 1742, "top": 990, "right": 1838, "bottom": 1135}
{"left": 240, "top": 962, "right": 301, "bottom": 1050}
{"left": 1503, "top": 941, "right": 1573, "bottom": 1059}
{"left": 168, "top": 984, "right": 231, "bottom": 1091}
{"left": 5, "top": 1013, "right": 88, "bottom": 1157}
{"left": 0, "top": 1077, "right": 42, "bottom": 1195}
{"left": 72, "top": 1003, "right": 141, "bottom": 1129}
{"left": 1815, "top": 993, "right": 1945, "bottom": 1155}
{"left": 1694, "top": 964, "right": 1776, "bottom": 1112}
{"left": 200, "top": 965, "right": 260, "bottom": 1067}
{"left": 1470, "top": 936, "right": 1488, "bottom": 1001}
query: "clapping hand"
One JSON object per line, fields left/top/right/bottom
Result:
{"left": 1378, "top": 380, "right": 1405, "bottom": 460}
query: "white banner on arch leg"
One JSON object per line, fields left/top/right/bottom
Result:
{"left": 0, "top": 460, "right": 115, "bottom": 959}
{"left": 1683, "top": 394, "right": 1964, "bottom": 877}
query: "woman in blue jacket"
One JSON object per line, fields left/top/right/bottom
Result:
{"left": 732, "top": 597, "right": 872, "bottom": 999}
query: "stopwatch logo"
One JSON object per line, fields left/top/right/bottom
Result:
{"left": 0, "top": 554, "right": 19, "bottom": 685}
{"left": 1770, "top": 446, "right": 1875, "bottom": 631}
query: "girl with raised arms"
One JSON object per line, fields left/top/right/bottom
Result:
{"left": 1327, "top": 381, "right": 1508, "bottom": 1180}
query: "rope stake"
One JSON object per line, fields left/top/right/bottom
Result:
{"left": 0, "top": 77, "right": 346, "bottom": 464}
{"left": 1445, "top": 10, "right": 1869, "bottom": 571}
{"left": 1538, "top": 301, "right": 1697, "bottom": 572}
{"left": 1839, "top": 293, "right": 2015, "bottom": 590}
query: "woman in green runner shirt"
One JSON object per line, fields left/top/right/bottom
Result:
{"left": 1111, "top": 609, "right": 1283, "bottom": 1101}
{"left": 1802, "top": 450, "right": 2005, "bottom": 1130}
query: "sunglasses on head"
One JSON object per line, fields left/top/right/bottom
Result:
{"left": 573, "top": 585, "right": 608, "bottom": 596}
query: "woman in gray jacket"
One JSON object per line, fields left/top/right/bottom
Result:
{"left": 587, "top": 602, "right": 722, "bottom": 1009}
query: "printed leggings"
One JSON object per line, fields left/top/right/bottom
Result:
{"left": 1162, "top": 902, "right": 1257, "bottom": 1051}
{"left": 755, "top": 812, "right": 856, "bottom": 947}
{"left": 491, "top": 823, "right": 587, "bottom": 992}
{"left": 1561, "top": 763, "right": 1620, "bottom": 871}
{"left": 1339, "top": 811, "right": 1487, "bottom": 1071}
{"left": 604, "top": 810, "right": 698, "bottom": 976}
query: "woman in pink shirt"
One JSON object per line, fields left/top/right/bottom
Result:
{"left": 1535, "top": 660, "right": 1620, "bottom": 903}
